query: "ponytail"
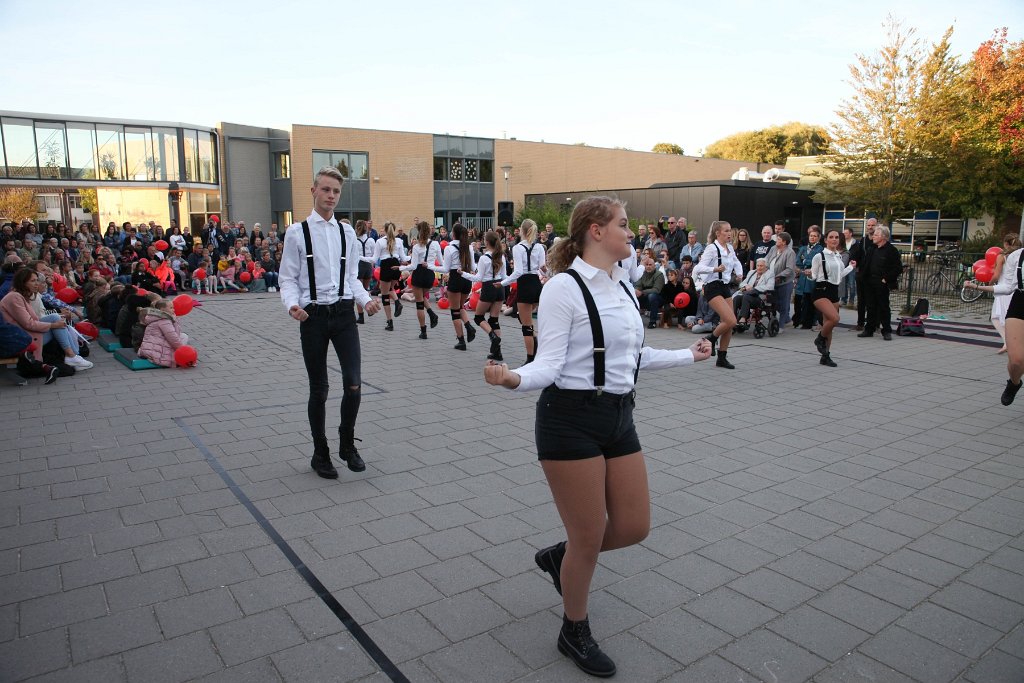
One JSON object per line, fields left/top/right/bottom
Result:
{"left": 546, "top": 196, "right": 624, "bottom": 275}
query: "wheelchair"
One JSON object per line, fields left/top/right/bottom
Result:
{"left": 748, "top": 292, "right": 780, "bottom": 338}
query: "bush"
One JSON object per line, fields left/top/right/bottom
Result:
{"left": 515, "top": 199, "right": 572, "bottom": 236}
{"left": 961, "top": 227, "right": 1006, "bottom": 252}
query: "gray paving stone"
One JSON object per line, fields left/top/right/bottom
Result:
{"left": 811, "top": 652, "right": 915, "bottom": 683}
{"left": 809, "top": 583, "right": 905, "bottom": 633}
{"left": 20, "top": 585, "right": 107, "bottom": 635}
{"left": 860, "top": 625, "right": 971, "bottom": 683}
{"left": 364, "top": 610, "right": 453, "bottom": 664}
{"left": 419, "top": 589, "right": 512, "bottom": 641}
{"left": 696, "top": 537, "right": 778, "bottom": 574}
{"left": 208, "top": 608, "right": 306, "bottom": 667}
{"left": 355, "top": 570, "right": 445, "bottom": 618}
{"left": 230, "top": 569, "right": 316, "bottom": 615}
{"left": 604, "top": 569, "right": 695, "bottom": 618}
{"left": 154, "top": 587, "right": 244, "bottom": 638}
{"left": 104, "top": 566, "right": 187, "bottom": 612}
{"left": 19, "top": 535, "right": 94, "bottom": 570}
{"left": 963, "top": 649, "right": 1024, "bottom": 683}
{"left": 682, "top": 586, "right": 779, "bottom": 637}
{"left": 768, "top": 550, "right": 852, "bottom": 591}
{"left": 420, "top": 633, "right": 528, "bottom": 683}
{"left": 878, "top": 547, "right": 966, "bottom": 587}
{"left": 271, "top": 634, "right": 378, "bottom": 683}
{"left": 490, "top": 610, "right": 563, "bottom": 670}
{"left": 835, "top": 522, "right": 912, "bottom": 554}
{"left": 897, "top": 601, "right": 1002, "bottom": 659}
{"left": 122, "top": 631, "right": 224, "bottom": 683}
{"left": 767, "top": 604, "right": 870, "bottom": 660}
{"left": 660, "top": 655, "right": 750, "bottom": 682}
{"left": 0, "top": 566, "right": 61, "bottom": 605}
{"left": 728, "top": 568, "right": 818, "bottom": 612}
{"left": 719, "top": 629, "right": 827, "bottom": 683}
{"left": 133, "top": 535, "right": 209, "bottom": 572}
{"left": 631, "top": 608, "right": 733, "bottom": 665}
{"left": 178, "top": 551, "right": 258, "bottom": 593}
{"left": 0, "top": 627, "right": 72, "bottom": 680}
{"left": 21, "top": 655, "right": 127, "bottom": 683}
{"left": 69, "top": 605, "right": 163, "bottom": 663}
{"left": 192, "top": 656, "right": 283, "bottom": 683}
{"left": 655, "top": 553, "right": 739, "bottom": 594}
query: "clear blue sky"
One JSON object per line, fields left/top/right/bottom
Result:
{"left": 2, "top": 0, "right": 1019, "bottom": 154}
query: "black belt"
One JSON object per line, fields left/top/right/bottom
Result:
{"left": 545, "top": 386, "right": 635, "bottom": 405}
{"left": 304, "top": 300, "right": 353, "bottom": 316}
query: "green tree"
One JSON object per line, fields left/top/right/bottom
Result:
{"left": 79, "top": 188, "right": 98, "bottom": 215}
{"left": 705, "top": 123, "right": 830, "bottom": 163}
{"left": 515, "top": 198, "right": 572, "bottom": 235}
{"left": 651, "top": 142, "right": 684, "bottom": 155}
{"left": 0, "top": 188, "right": 39, "bottom": 222}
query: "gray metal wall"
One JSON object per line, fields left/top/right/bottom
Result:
{"left": 221, "top": 122, "right": 290, "bottom": 226}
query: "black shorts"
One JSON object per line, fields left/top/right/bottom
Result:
{"left": 379, "top": 258, "right": 400, "bottom": 282}
{"left": 480, "top": 281, "right": 504, "bottom": 303}
{"left": 517, "top": 273, "right": 542, "bottom": 304}
{"left": 535, "top": 386, "right": 642, "bottom": 461}
{"left": 448, "top": 269, "right": 471, "bottom": 295}
{"left": 358, "top": 261, "right": 372, "bottom": 280}
{"left": 812, "top": 281, "right": 839, "bottom": 303}
{"left": 703, "top": 280, "right": 731, "bottom": 302}
{"left": 411, "top": 265, "right": 435, "bottom": 289}
{"left": 1007, "top": 290, "right": 1024, "bottom": 321}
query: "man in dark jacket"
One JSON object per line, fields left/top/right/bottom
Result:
{"left": 858, "top": 224, "right": 903, "bottom": 340}
{"left": 849, "top": 219, "right": 877, "bottom": 330}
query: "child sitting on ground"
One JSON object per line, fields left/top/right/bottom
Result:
{"left": 217, "top": 255, "right": 246, "bottom": 292}
{"left": 138, "top": 299, "right": 189, "bottom": 367}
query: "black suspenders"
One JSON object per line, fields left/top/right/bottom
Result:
{"left": 821, "top": 252, "right": 829, "bottom": 281}
{"left": 714, "top": 243, "right": 724, "bottom": 281}
{"left": 1017, "top": 254, "right": 1022, "bottom": 291}
{"left": 301, "top": 220, "right": 346, "bottom": 303}
{"left": 565, "top": 270, "right": 643, "bottom": 394}
{"left": 525, "top": 242, "right": 535, "bottom": 272}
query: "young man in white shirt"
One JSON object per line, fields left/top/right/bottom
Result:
{"left": 279, "top": 166, "right": 380, "bottom": 479}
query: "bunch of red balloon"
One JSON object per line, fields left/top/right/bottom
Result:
{"left": 973, "top": 246, "right": 1004, "bottom": 284}
{"left": 51, "top": 274, "right": 68, "bottom": 292}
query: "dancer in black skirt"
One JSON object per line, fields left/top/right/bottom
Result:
{"left": 692, "top": 220, "right": 744, "bottom": 369}
{"left": 373, "top": 222, "right": 406, "bottom": 331}
{"left": 501, "top": 219, "right": 546, "bottom": 363}
{"left": 402, "top": 221, "right": 442, "bottom": 339}
{"left": 965, "top": 246, "right": 1024, "bottom": 405}
{"left": 441, "top": 223, "right": 478, "bottom": 350}
{"left": 464, "top": 230, "right": 507, "bottom": 361}
{"left": 354, "top": 220, "right": 375, "bottom": 324}
{"left": 811, "top": 229, "right": 855, "bottom": 367}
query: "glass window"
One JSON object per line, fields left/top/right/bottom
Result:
{"left": 433, "top": 135, "right": 448, "bottom": 156}
{"left": 447, "top": 138, "right": 464, "bottom": 158}
{"left": 152, "top": 128, "right": 178, "bottom": 181}
{"left": 433, "top": 157, "right": 446, "bottom": 181}
{"left": 188, "top": 192, "right": 207, "bottom": 212}
{"left": 124, "top": 127, "right": 154, "bottom": 181}
{"left": 207, "top": 194, "right": 221, "bottom": 212}
{"left": 465, "top": 159, "right": 478, "bottom": 182}
{"left": 35, "top": 122, "right": 68, "bottom": 179}
{"left": 448, "top": 158, "right": 463, "bottom": 181}
{"left": 333, "top": 153, "right": 350, "bottom": 178}
{"left": 478, "top": 139, "right": 494, "bottom": 159}
{"left": 66, "top": 123, "right": 97, "bottom": 179}
{"left": 183, "top": 129, "right": 198, "bottom": 181}
{"left": 96, "top": 124, "right": 125, "bottom": 180}
{"left": 2, "top": 118, "right": 39, "bottom": 178}
{"left": 197, "top": 131, "right": 216, "bottom": 183}
{"left": 463, "top": 139, "right": 479, "bottom": 159}
{"left": 68, "top": 195, "right": 83, "bottom": 209}
{"left": 274, "top": 152, "right": 290, "bottom": 179}
{"left": 312, "top": 151, "right": 332, "bottom": 174}
{"left": 350, "top": 153, "right": 368, "bottom": 180}
{"left": 479, "top": 159, "right": 493, "bottom": 182}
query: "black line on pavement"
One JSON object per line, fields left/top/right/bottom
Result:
{"left": 175, "top": 419, "right": 409, "bottom": 683}
{"left": 834, "top": 322, "right": 1002, "bottom": 348}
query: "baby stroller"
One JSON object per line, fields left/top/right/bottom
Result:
{"left": 750, "top": 292, "right": 780, "bottom": 338}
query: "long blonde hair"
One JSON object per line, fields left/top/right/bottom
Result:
{"left": 547, "top": 196, "right": 625, "bottom": 275}
{"left": 520, "top": 219, "right": 538, "bottom": 245}
{"left": 384, "top": 222, "right": 396, "bottom": 255}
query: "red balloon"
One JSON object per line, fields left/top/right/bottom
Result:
{"left": 174, "top": 345, "right": 198, "bottom": 367}
{"left": 509, "top": 281, "right": 517, "bottom": 292}
{"left": 51, "top": 274, "right": 67, "bottom": 291}
{"left": 57, "top": 287, "right": 80, "bottom": 304}
{"left": 973, "top": 259, "right": 987, "bottom": 274}
{"left": 247, "top": 261, "right": 256, "bottom": 271}
{"left": 468, "top": 292, "right": 480, "bottom": 309}
{"left": 239, "top": 271, "right": 252, "bottom": 283}
{"left": 674, "top": 292, "right": 691, "bottom": 308}
{"left": 373, "top": 267, "right": 381, "bottom": 281}
{"left": 194, "top": 268, "right": 207, "bottom": 280}
{"left": 437, "top": 297, "right": 450, "bottom": 310}
{"left": 154, "top": 240, "right": 169, "bottom": 251}
{"left": 985, "top": 246, "right": 1002, "bottom": 267}
{"left": 172, "top": 295, "right": 195, "bottom": 316}
{"left": 434, "top": 259, "right": 441, "bottom": 267}
{"left": 440, "top": 240, "right": 449, "bottom": 251}
{"left": 975, "top": 265, "right": 995, "bottom": 283}
{"left": 471, "top": 281, "right": 482, "bottom": 292}
{"left": 74, "top": 321, "right": 99, "bottom": 339}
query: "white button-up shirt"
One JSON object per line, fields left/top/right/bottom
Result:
{"left": 693, "top": 240, "right": 744, "bottom": 286}
{"left": 514, "top": 256, "right": 695, "bottom": 394}
{"left": 812, "top": 249, "right": 855, "bottom": 285}
{"left": 440, "top": 240, "right": 475, "bottom": 272}
{"left": 279, "top": 212, "right": 371, "bottom": 312}
{"left": 501, "top": 240, "right": 547, "bottom": 286}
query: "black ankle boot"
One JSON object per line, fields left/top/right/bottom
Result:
{"left": 705, "top": 335, "right": 717, "bottom": 357}
{"left": 820, "top": 352, "right": 837, "bottom": 367}
{"left": 535, "top": 541, "right": 566, "bottom": 595}
{"left": 558, "top": 615, "right": 616, "bottom": 678}
{"left": 427, "top": 308, "right": 438, "bottom": 328}
{"left": 716, "top": 350, "right": 735, "bottom": 369}
{"left": 385, "top": 319, "right": 394, "bottom": 331}
{"left": 487, "top": 336, "right": 502, "bottom": 361}
{"left": 1002, "top": 379, "right": 1022, "bottom": 406}
{"left": 338, "top": 427, "right": 365, "bottom": 472}
{"left": 394, "top": 299, "right": 403, "bottom": 317}
{"left": 814, "top": 333, "right": 827, "bottom": 355}
{"left": 357, "top": 312, "right": 365, "bottom": 324}
{"left": 465, "top": 323, "right": 476, "bottom": 343}
{"left": 419, "top": 326, "right": 428, "bottom": 340}
{"left": 310, "top": 440, "right": 338, "bottom": 479}
{"left": 454, "top": 337, "right": 467, "bottom": 351}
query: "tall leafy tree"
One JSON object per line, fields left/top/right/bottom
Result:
{"left": 705, "top": 123, "right": 830, "bottom": 164}
{"left": 651, "top": 142, "right": 685, "bottom": 155}
{"left": 0, "top": 188, "right": 38, "bottom": 222}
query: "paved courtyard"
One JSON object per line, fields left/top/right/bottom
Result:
{"left": 1, "top": 292, "right": 1022, "bottom": 683}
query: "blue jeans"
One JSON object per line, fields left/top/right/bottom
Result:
{"left": 639, "top": 292, "right": 662, "bottom": 325}
{"left": 264, "top": 272, "right": 279, "bottom": 289}
{"left": 40, "top": 313, "right": 79, "bottom": 355}
{"left": 775, "top": 281, "right": 794, "bottom": 327}
{"left": 840, "top": 271, "right": 857, "bottom": 303}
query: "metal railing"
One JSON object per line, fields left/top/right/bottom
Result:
{"left": 889, "top": 249, "right": 990, "bottom": 316}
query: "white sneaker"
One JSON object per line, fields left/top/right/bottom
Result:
{"left": 66, "top": 355, "right": 94, "bottom": 370}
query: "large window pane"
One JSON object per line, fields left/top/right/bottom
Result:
{"left": 478, "top": 139, "right": 494, "bottom": 159}
{"left": 2, "top": 118, "right": 39, "bottom": 178}
{"left": 125, "top": 127, "right": 154, "bottom": 181}
{"left": 350, "top": 153, "right": 368, "bottom": 180}
{"left": 274, "top": 152, "right": 290, "bottom": 179}
{"left": 465, "top": 159, "right": 478, "bottom": 182}
{"left": 433, "top": 135, "right": 448, "bottom": 156}
{"left": 67, "top": 123, "right": 97, "bottom": 179}
{"left": 152, "top": 128, "right": 178, "bottom": 181}
{"left": 183, "top": 129, "right": 198, "bottom": 181}
{"left": 448, "top": 158, "right": 463, "bottom": 181}
{"left": 96, "top": 124, "right": 124, "bottom": 180}
{"left": 197, "top": 131, "right": 216, "bottom": 183}
{"left": 35, "top": 122, "right": 68, "bottom": 179}
{"left": 332, "top": 152, "right": 350, "bottom": 178}
{"left": 433, "top": 157, "right": 446, "bottom": 181}
{"left": 480, "top": 159, "right": 493, "bottom": 182}
{"left": 312, "top": 151, "right": 331, "bottom": 174}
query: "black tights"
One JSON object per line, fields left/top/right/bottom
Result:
{"left": 299, "top": 303, "right": 362, "bottom": 443}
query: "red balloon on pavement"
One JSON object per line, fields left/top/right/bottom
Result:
{"left": 239, "top": 272, "right": 252, "bottom": 283}
{"left": 468, "top": 292, "right": 480, "bottom": 309}
{"left": 174, "top": 345, "right": 198, "bottom": 367}
{"left": 985, "top": 246, "right": 1002, "bottom": 267}
{"left": 74, "top": 321, "right": 99, "bottom": 339}
{"left": 674, "top": 292, "right": 691, "bottom": 308}
{"left": 173, "top": 295, "right": 195, "bottom": 316}
{"left": 437, "top": 298, "right": 450, "bottom": 309}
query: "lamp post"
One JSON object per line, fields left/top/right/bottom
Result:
{"left": 501, "top": 164, "right": 512, "bottom": 202}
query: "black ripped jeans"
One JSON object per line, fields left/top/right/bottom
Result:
{"left": 299, "top": 301, "right": 362, "bottom": 444}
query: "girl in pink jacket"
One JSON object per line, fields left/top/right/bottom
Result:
{"left": 137, "top": 300, "right": 190, "bottom": 367}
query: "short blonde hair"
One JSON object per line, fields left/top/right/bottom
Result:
{"left": 313, "top": 166, "right": 345, "bottom": 188}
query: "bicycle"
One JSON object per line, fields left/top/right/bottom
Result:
{"left": 926, "top": 253, "right": 973, "bottom": 295}
{"left": 960, "top": 279, "right": 987, "bottom": 303}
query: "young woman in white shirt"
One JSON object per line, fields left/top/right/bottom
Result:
{"left": 464, "top": 230, "right": 507, "bottom": 361}
{"left": 441, "top": 223, "right": 477, "bottom": 350}
{"left": 484, "top": 196, "right": 711, "bottom": 677}
{"left": 501, "top": 219, "right": 546, "bottom": 363}
{"left": 354, "top": 220, "right": 376, "bottom": 324}
{"left": 810, "top": 229, "right": 856, "bottom": 367}
{"left": 965, "top": 246, "right": 1024, "bottom": 405}
{"left": 372, "top": 222, "right": 407, "bottom": 331}
{"left": 401, "top": 222, "right": 442, "bottom": 339}
{"left": 692, "top": 221, "right": 744, "bottom": 369}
